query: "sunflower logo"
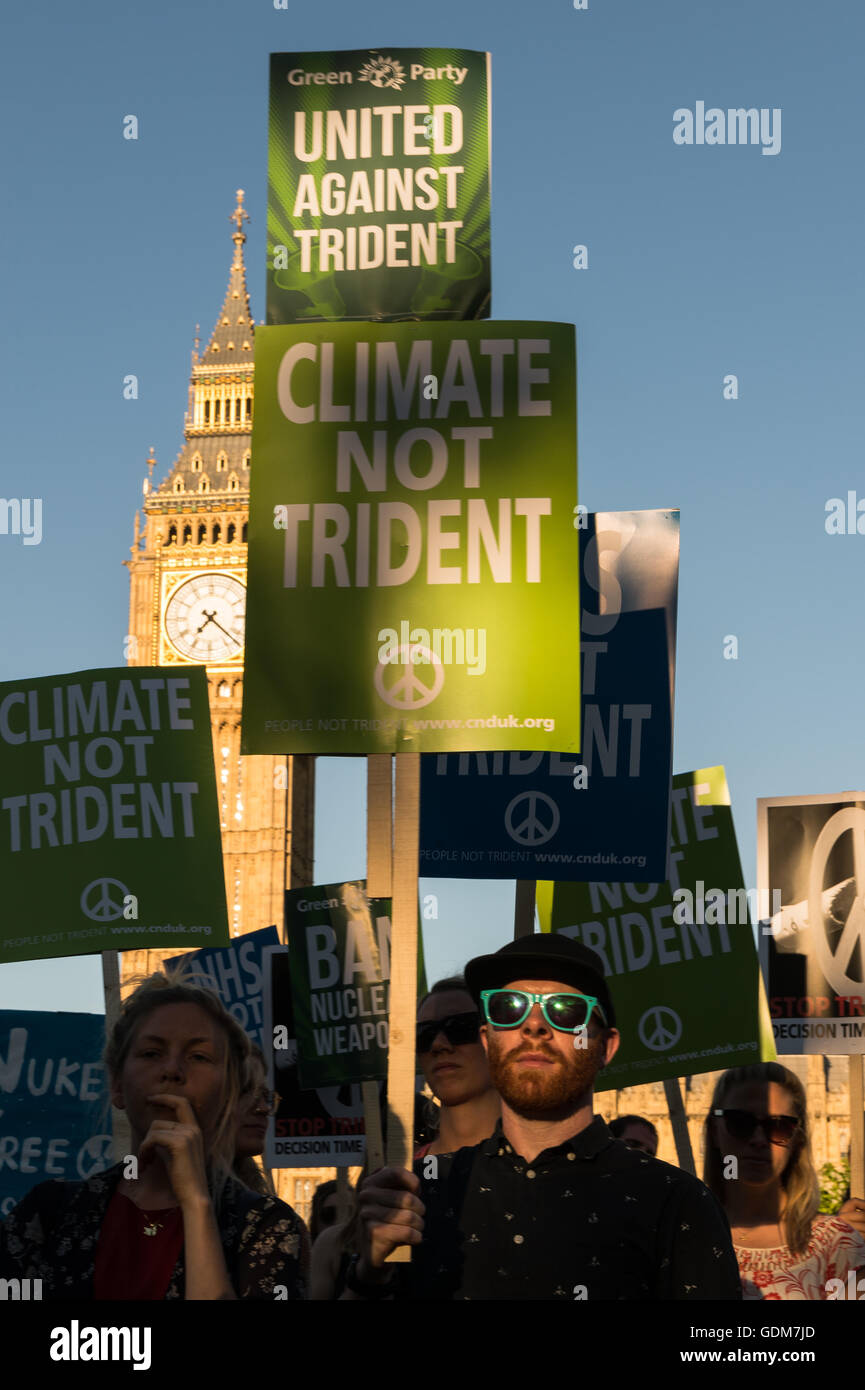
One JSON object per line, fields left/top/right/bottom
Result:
{"left": 358, "top": 55, "right": 406, "bottom": 91}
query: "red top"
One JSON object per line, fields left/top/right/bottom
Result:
{"left": 94, "top": 1191, "right": 184, "bottom": 1300}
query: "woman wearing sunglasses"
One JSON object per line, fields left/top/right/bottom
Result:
{"left": 415, "top": 975, "right": 500, "bottom": 1158}
{"left": 703, "top": 1062, "right": 865, "bottom": 1299}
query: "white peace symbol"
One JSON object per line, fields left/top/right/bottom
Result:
{"left": 76, "top": 1134, "right": 114, "bottom": 1178}
{"left": 808, "top": 807, "right": 865, "bottom": 995}
{"left": 504, "top": 791, "right": 560, "bottom": 846}
{"left": 374, "top": 644, "right": 445, "bottom": 710}
{"left": 80, "top": 877, "right": 130, "bottom": 921}
{"left": 638, "top": 1005, "right": 682, "bottom": 1052}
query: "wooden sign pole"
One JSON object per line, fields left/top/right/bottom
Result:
{"left": 361, "top": 1078, "right": 385, "bottom": 1173}
{"left": 364, "top": 753, "right": 393, "bottom": 1179}
{"left": 514, "top": 879, "right": 536, "bottom": 939}
{"left": 663, "top": 1076, "right": 696, "bottom": 1175}
{"left": 101, "top": 950, "right": 131, "bottom": 1161}
{"left": 386, "top": 756, "right": 421, "bottom": 1136}
{"left": 336, "top": 1167, "right": 352, "bottom": 1223}
{"left": 849, "top": 1054, "right": 865, "bottom": 1199}
{"left": 366, "top": 755, "right": 393, "bottom": 899}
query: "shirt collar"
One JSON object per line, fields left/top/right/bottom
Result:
{"left": 481, "top": 1114, "right": 612, "bottom": 1162}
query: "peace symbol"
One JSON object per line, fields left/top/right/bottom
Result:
{"left": 808, "top": 807, "right": 865, "bottom": 995}
{"left": 638, "top": 1005, "right": 682, "bottom": 1052}
{"left": 374, "top": 644, "right": 444, "bottom": 710}
{"left": 504, "top": 791, "right": 560, "bottom": 846}
{"left": 80, "top": 877, "right": 129, "bottom": 921}
{"left": 76, "top": 1134, "right": 114, "bottom": 1178}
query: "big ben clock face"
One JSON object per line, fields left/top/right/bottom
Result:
{"left": 164, "top": 574, "right": 246, "bottom": 663}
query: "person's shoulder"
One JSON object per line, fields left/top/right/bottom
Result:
{"left": 2, "top": 1165, "right": 120, "bottom": 1239}
{"left": 223, "top": 1175, "right": 303, "bottom": 1227}
{"left": 602, "top": 1141, "right": 683, "bottom": 1182}
{"left": 11, "top": 1164, "right": 119, "bottom": 1211}
{"left": 606, "top": 1146, "right": 719, "bottom": 1202}
{"left": 415, "top": 1139, "right": 484, "bottom": 1190}
{"left": 813, "top": 1214, "right": 865, "bottom": 1253}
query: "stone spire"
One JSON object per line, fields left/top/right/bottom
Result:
{"left": 200, "top": 190, "right": 255, "bottom": 367}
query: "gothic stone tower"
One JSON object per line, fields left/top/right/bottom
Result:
{"left": 122, "top": 191, "right": 314, "bottom": 985}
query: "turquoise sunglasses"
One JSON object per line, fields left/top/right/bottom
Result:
{"left": 480, "top": 988, "right": 607, "bottom": 1033}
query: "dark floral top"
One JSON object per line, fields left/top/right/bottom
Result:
{"left": 0, "top": 1164, "right": 309, "bottom": 1300}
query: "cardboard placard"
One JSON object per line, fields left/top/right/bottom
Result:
{"left": 241, "top": 322, "right": 579, "bottom": 755}
{"left": 0, "top": 1011, "right": 112, "bottom": 1216}
{"left": 267, "top": 48, "right": 491, "bottom": 324}
{"left": 758, "top": 792, "right": 865, "bottom": 1054}
{"left": 420, "top": 510, "right": 678, "bottom": 880}
{"left": 0, "top": 667, "right": 229, "bottom": 962}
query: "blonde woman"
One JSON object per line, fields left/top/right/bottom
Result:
{"left": 0, "top": 973, "right": 308, "bottom": 1299}
{"left": 703, "top": 1062, "right": 865, "bottom": 1300}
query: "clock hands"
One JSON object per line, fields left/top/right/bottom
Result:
{"left": 196, "top": 608, "right": 237, "bottom": 642}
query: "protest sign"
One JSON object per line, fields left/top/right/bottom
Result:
{"left": 167, "top": 926, "right": 280, "bottom": 1050}
{"left": 262, "top": 944, "right": 368, "bottom": 1167}
{"left": 538, "top": 767, "right": 774, "bottom": 1090}
{"left": 419, "top": 509, "right": 679, "bottom": 881}
{"left": 267, "top": 49, "right": 491, "bottom": 324}
{"left": 287, "top": 883, "right": 390, "bottom": 1087}
{"left": 0, "top": 1011, "right": 112, "bottom": 1216}
{"left": 758, "top": 792, "right": 865, "bottom": 1054}
{"left": 241, "top": 321, "right": 579, "bottom": 756}
{"left": 0, "top": 667, "right": 229, "bottom": 963}
{"left": 286, "top": 880, "right": 428, "bottom": 1088}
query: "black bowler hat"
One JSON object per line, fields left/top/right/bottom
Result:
{"left": 464, "top": 934, "right": 616, "bottom": 1027}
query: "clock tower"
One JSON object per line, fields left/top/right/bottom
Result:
{"left": 121, "top": 191, "right": 314, "bottom": 983}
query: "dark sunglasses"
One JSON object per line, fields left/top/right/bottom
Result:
{"left": 713, "top": 1108, "right": 801, "bottom": 1146}
{"left": 416, "top": 1011, "right": 480, "bottom": 1053}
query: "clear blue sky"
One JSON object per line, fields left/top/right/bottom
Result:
{"left": 1, "top": 0, "right": 863, "bottom": 1014}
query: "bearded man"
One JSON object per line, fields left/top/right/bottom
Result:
{"left": 343, "top": 935, "right": 741, "bottom": 1301}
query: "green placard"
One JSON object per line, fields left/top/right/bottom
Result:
{"left": 0, "top": 667, "right": 229, "bottom": 963}
{"left": 286, "top": 880, "right": 425, "bottom": 1087}
{"left": 241, "top": 321, "right": 579, "bottom": 755}
{"left": 267, "top": 49, "right": 490, "bottom": 323}
{"left": 537, "top": 767, "right": 774, "bottom": 1090}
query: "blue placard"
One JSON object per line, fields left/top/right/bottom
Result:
{"left": 419, "top": 511, "right": 679, "bottom": 882}
{"left": 167, "top": 925, "right": 280, "bottom": 1050}
{"left": 0, "top": 1010, "right": 112, "bottom": 1216}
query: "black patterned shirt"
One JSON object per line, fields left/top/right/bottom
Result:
{"left": 403, "top": 1117, "right": 742, "bottom": 1301}
{"left": 0, "top": 1163, "right": 308, "bottom": 1300}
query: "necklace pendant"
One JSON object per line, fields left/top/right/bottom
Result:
{"left": 143, "top": 1220, "right": 160, "bottom": 1236}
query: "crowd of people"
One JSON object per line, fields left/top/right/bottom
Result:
{"left": 1, "top": 936, "right": 863, "bottom": 1301}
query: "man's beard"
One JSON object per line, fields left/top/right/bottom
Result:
{"left": 486, "top": 1033, "right": 607, "bottom": 1119}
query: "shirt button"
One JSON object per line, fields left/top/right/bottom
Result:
{"left": 567, "top": 1152, "right": 576, "bottom": 1161}
{"left": 526, "top": 1169, "right": 536, "bottom": 1179}
{"left": 513, "top": 1234, "right": 524, "bottom": 1244}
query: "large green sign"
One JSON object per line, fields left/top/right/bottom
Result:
{"left": 286, "top": 880, "right": 427, "bottom": 1087}
{"left": 241, "top": 321, "right": 579, "bottom": 755}
{"left": 0, "top": 667, "right": 229, "bottom": 963}
{"left": 267, "top": 48, "right": 490, "bottom": 323}
{"left": 537, "top": 767, "right": 775, "bottom": 1090}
